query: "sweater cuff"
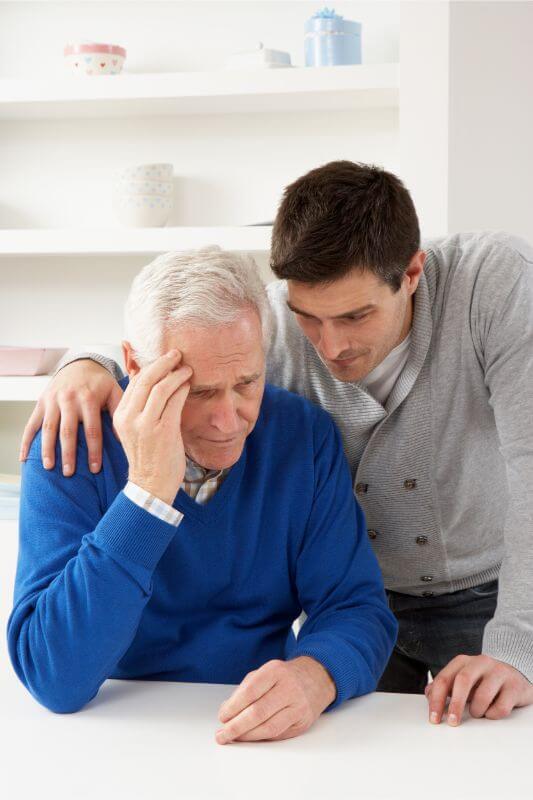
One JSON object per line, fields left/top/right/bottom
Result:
{"left": 54, "top": 351, "right": 124, "bottom": 382}
{"left": 91, "top": 490, "right": 178, "bottom": 571}
{"left": 289, "top": 635, "right": 359, "bottom": 711}
{"left": 123, "top": 481, "right": 184, "bottom": 527}
{"left": 482, "top": 629, "right": 533, "bottom": 683}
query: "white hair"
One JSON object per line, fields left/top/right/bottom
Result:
{"left": 123, "top": 246, "right": 273, "bottom": 368}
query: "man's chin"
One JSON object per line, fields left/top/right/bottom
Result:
{"left": 326, "top": 362, "right": 369, "bottom": 383}
{"left": 191, "top": 441, "right": 245, "bottom": 471}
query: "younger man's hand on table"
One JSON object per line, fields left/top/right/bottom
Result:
{"left": 426, "top": 654, "right": 533, "bottom": 726}
{"left": 216, "top": 656, "right": 337, "bottom": 744}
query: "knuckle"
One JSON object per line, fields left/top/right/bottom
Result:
{"left": 78, "top": 386, "right": 94, "bottom": 402}
{"left": 241, "top": 686, "right": 255, "bottom": 707}
{"left": 41, "top": 419, "right": 58, "bottom": 433}
{"left": 248, "top": 705, "right": 263, "bottom": 726}
{"left": 58, "top": 387, "right": 77, "bottom": 403}
{"left": 225, "top": 723, "right": 237, "bottom": 740}
{"left": 431, "top": 676, "right": 447, "bottom": 693}
{"left": 84, "top": 425, "right": 101, "bottom": 440}
{"left": 59, "top": 426, "right": 76, "bottom": 440}
{"left": 492, "top": 697, "right": 514, "bottom": 716}
{"left": 453, "top": 672, "right": 472, "bottom": 689}
{"left": 261, "top": 722, "right": 276, "bottom": 739}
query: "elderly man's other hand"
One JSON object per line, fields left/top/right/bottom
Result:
{"left": 215, "top": 656, "right": 337, "bottom": 744}
{"left": 426, "top": 654, "right": 533, "bottom": 725}
{"left": 114, "top": 350, "right": 192, "bottom": 506}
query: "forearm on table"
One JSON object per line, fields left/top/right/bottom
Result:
{"left": 7, "top": 491, "right": 177, "bottom": 713}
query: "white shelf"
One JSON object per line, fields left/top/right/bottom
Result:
{"left": 0, "top": 376, "right": 50, "bottom": 402}
{"left": 0, "top": 64, "right": 399, "bottom": 119}
{"left": 0, "top": 226, "right": 273, "bottom": 256}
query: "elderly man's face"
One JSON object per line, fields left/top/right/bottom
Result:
{"left": 162, "top": 308, "right": 266, "bottom": 470}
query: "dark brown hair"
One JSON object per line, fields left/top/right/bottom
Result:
{"left": 270, "top": 160, "right": 420, "bottom": 291}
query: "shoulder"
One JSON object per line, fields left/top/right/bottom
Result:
{"left": 426, "top": 230, "right": 533, "bottom": 277}
{"left": 266, "top": 280, "right": 304, "bottom": 344}
{"left": 257, "top": 383, "right": 336, "bottom": 448}
{"left": 26, "top": 389, "right": 125, "bottom": 473}
{"left": 265, "top": 280, "right": 309, "bottom": 390}
{"left": 423, "top": 231, "right": 533, "bottom": 317}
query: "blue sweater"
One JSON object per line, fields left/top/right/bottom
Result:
{"left": 7, "top": 381, "right": 397, "bottom": 714}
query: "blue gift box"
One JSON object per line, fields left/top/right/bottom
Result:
{"left": 304, "top": 7, "right": 362, "bottom": 67}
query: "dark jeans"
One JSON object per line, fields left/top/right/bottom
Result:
{"left": 377, "top": 579, "right": 499, "bottom": 694}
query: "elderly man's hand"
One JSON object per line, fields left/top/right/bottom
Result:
{"left": 114, "top": 350, "right": 192, "bottom": 505}
{"left": 426, "top": 654, "right": 533, "bottom": 725}
{"left": 215, "top": 656, "right": 336, "bottom": 744}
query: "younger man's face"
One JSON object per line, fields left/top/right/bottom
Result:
{"left": 286, "top": 253, "right": 425, "bottom": 383}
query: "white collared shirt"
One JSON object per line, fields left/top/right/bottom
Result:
{"left": 123, "top": 458, "right": 228, "bottom": 527}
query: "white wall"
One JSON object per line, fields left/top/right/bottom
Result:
{"left": 447, "top": 0, "right": 533, "bottom": 241}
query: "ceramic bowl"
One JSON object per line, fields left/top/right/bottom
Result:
{"left": 119, "top": 163, "right": 174, "bottom": 181}
{"left": 114, "top": 194, "right": 173, "bottom": 227}
{"left": 117, "top": 179, "right": 174, "bottom": 197}
{"left": 64, "top": 43, "right": 126, "bottom": 75}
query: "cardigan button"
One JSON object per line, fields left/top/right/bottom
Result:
{"left": 368, "top": 529, "right": 378, "bottom": 540}
{"left": 404, "top": 479, "right": 417, "bottom": 490}
{"left": 355, "top": 482, "right": 369, "bottom": 495}
{"left": 422, "top": 591, "right": 434, "bottom": 598}
{"left": 421, "top": 575, "right": 433, "bottom": 582}
{"left": 416, "top": 535, "right": 428, "bottom": 545}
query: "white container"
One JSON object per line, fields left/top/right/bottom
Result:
{"left": 120, "top": 163, "right": 174, "bottom": 181}
{"left": 114, "top": 194, "right": 173, "bottom": 227}
{"left": 117, "top": 179, "right": 174, "bottom": 196}
{"left": 64, "top": 42, "right": 126, "bottom": 75}
{"left": 225, "top": 42, "right": 292, "bottom": 69}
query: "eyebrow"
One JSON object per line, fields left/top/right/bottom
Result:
{"left": 286, "top": 301, "right": 376, "bottom": 320}
{"left": 190, "top": 372, "right": 262, "bottom": 392}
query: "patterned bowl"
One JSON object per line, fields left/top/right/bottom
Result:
{"left": 117, "top": 179, "right": 174, "bottom": 197}
{"left": 64, "top": 43, "right": 126, "bottom": 75}
{"left": 113, "top": 194, "right": 173, "bottom": 227}
{"left": 120, "top": 163, "right": 174, "bottom": 181}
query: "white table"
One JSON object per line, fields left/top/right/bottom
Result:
{"left": 2, "top": 520, "right": 532, "bottom": 800}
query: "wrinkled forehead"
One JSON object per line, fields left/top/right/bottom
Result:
{"left": 162, "top": 312, "right": 265, "bottom": 385}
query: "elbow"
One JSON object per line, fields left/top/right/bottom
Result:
{"left": 37, "top": 690, "right": 90, "bottom": 714}
{"left": 7, "top": 619, "right": 97, "bottom": 714}
{"left": 18, "top": 677, "right": 95, "bottom": 714}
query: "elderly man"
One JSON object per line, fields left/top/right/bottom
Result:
{"left": 8, "top": 247, "right": 397, "bottom": 743}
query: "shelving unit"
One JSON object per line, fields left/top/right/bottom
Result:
{"left": 0, "top": 64, "right": 399, "bottom": 119}
{"left": 0, "top": 226, "right": 273, "bottom": 256}
{"left": 0, "top": 377, "right": 51, "bottom": 402}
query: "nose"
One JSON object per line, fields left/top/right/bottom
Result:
{"left": 209, "top": 393, "right": 241, "bottom": 435}
{"left": 318, "top": 321, "right": 350, "bottom": 361}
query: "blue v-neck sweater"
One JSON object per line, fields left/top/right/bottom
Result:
{"left": 7, "top": 381, "right": 397, "bottom": 714}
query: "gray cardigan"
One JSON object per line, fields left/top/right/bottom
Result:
{"left": 60, "top": 230, "right": 533, "bottom": 681}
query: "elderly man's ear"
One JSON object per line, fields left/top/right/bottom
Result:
{"left": 122, "top": 341, "right": 141, "bottom": 377}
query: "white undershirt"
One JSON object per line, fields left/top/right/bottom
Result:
{"left": 359, "top": 331, "right": 412, "bottom": 405}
